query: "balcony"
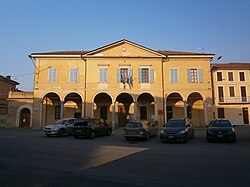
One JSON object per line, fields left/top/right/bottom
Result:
{"left": 217, "top": 96, "right": 250, "bottom": 104}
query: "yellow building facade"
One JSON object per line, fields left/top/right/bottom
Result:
{"left": 212, "top": 63, "right": 250, "bottom": 125}
{"left": 29, "top": 40, "right": 214, "bottom": 129}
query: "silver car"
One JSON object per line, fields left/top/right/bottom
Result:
{"left": 123, "top": 121, "right": 158, "bottom": 141}
{"left": 43, "top": 118, "right": 76, "bottom": 137}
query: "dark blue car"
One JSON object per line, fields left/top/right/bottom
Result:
{"left": 206, "top": 120, "right": 236, "bottom": 143}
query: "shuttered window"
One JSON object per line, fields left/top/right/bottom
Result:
{"left": 70, "top": 68, "right": 78, "bottom": 83}
{"left": 48, "top": 68, "right": 57, "bottom": 83}
{"left": 187, "top": 68, "right": 202, "bottom": 83}
{"left": 99, "top": 67, "right": 108, "bottom": 83}
{"left": 138, "top": 68, "right": 154, "bottom": 83}
{"left": 170, "top": 68, "right": 178, "bottom": 83}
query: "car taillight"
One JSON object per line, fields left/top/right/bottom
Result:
{"left": 138, "top": 128, "right": 145, "bottom": 132}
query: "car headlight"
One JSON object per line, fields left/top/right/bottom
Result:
{"left": 52, "top": 126, "right": 58, "bottom": 130}
{"left": 178, "top": 130, "right": 187, "bottom": 134}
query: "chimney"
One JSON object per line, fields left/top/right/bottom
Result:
{"left": 6, "top": 75, "right": 11, "bottom": 79}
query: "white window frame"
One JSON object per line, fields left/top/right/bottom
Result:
{"left": 138, "top": 67, "right": 154, "bottom": 83}
{"left": 216, "top": 71, "right": 223, "bottom": 81}
{"left": 239, "top": 71, "right": 245, "bottom": 81}
{"left": 228, "top": 85, "right": 235, "bottom": 97}
{"left": 227, "top": 71, "right": 234, "bottom": 82}
{"left": 217, "top": 85, "right": 224, "bottom": 102}
{"left": 187, "top": 68, "right": 202, "bottom": 83}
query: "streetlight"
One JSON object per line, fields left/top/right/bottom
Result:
{"left": 210, "top": 55, "right": 222, "bottom": 119}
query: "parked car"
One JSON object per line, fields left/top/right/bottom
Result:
{"left": 123, "top": 121, "right": 158, "bottom": 141}
{"left": 206, "top": 119, "right": 236, "bottom": 143}
{"left": 72, "top": 118, "right": 112, "bottom": 138}
{"left": 43, "top": 118, "right": 76, "bottom": 137}
{"left": 160, "top": 118, "right": 194, "bottom": 143}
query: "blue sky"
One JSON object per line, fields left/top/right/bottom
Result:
{"left": 1, "top": 0, "right": 250, "bottom": 91}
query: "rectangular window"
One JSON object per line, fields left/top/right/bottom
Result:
{"left": 138, "top": 68, "right": 154, "bottom": 83}
{"left": 218, "top": 86, "right": 224, "bottom": 102}
{"left": 228, "top": 72, "right": 234, "bottom": 81}
{"left": 229, "top": 86, "right": 235, "bottom": 97}
{"left": 239, "top": 72, "right": 245, "bottom": 81}
{"left": 48, "top": 68, "right": 57, "bottom": 83}
{"left": 55, "top": 106, "right": 61, "bottom": 119}
{"left": 218, "top": 108, "right": 225, "bottom": 118}
{"left": 70, "top": 68, "right": 78, "bottom": 83}
{"left": 241, "top": 86, "right": 247, "bottom": 102}
{"left": 99, "top": 67, "right": 108, "bottom": 83}
{"left": 117, "top": 68, "right": 133, "bottom": 84}
{"left": 120, "top": 68, "right": 128, "bottom": 83}
{"left": 170, "top": 68, "right": 178, "bottom": 83}
{"left": 141, "top": 68, "right": 149, "bottom": 83}
{"left": 188, "top": 68, "right": 202, "bottom": 83}
{"left": 217, "top": 72, "right": 222, "bottom": 81}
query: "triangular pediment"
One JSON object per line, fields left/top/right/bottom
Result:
{"left": 84, "top": 39, "right": 165, "bottom": 58}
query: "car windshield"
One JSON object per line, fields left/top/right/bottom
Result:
{"left": 74, "top": 121, "right": 90, "bottom": 126}
{"left": 209, "top": 120, "right": 232, "bottom": 127}
{"left": 54, "top": 120, "right": 68, "bottom": 125}
{"left": 126, "top": 122, "right": 143, "bottom": 128}
{"left": 165, "top": 119, "right": 185, "bottom": 127}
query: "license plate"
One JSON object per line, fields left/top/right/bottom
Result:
{"left": 168, "top": 136, "right": 174, "bottom": 138}
{"left": 217, "top": 135, "right": 224, "bottom": 138}
{"left": 76, "top": 130, "right": 82, "bottom": 132}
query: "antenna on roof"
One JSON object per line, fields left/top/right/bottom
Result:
{"left": 197, "top": 47, "right": 205, "bottom": 53}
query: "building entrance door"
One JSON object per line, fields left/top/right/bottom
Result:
{"left": 19, "top": 108, "right": 31, "bottom": 128}
{"left": 242, "top": 107, "right": 249, "bottom": 124}
{"left": 100, "top": 106, "right": 108, "bottom": 120}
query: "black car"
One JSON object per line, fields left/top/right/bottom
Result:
{"left": 72, "top": 118, "right": 112, "bottom": 139}
{"left": 206, "top": 120, "right": 236, "bottom": 143}
{"left": 123, "top": 121, "right": 158, "bottom": 141}
{"left": 160, "top": 118, "right": 194, "bottom": 143}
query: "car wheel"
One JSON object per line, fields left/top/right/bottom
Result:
{"left": 145, "top": 133, "right": 150, "bottom": 141}
{"left": 107, "top": 129, "right": 112, "bottom": 136}
{"left": 58, "top": 129, "right": 65, "bottom": 137}
{"left": 191, "top": 132, "right": 194, "bottom": 139}
{"left": 90, "top": 131, "right": 95, "bottom": 139}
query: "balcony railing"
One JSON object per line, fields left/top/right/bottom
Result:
{"left": 217, "top": 96, "right": 250, "bottom": 104}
